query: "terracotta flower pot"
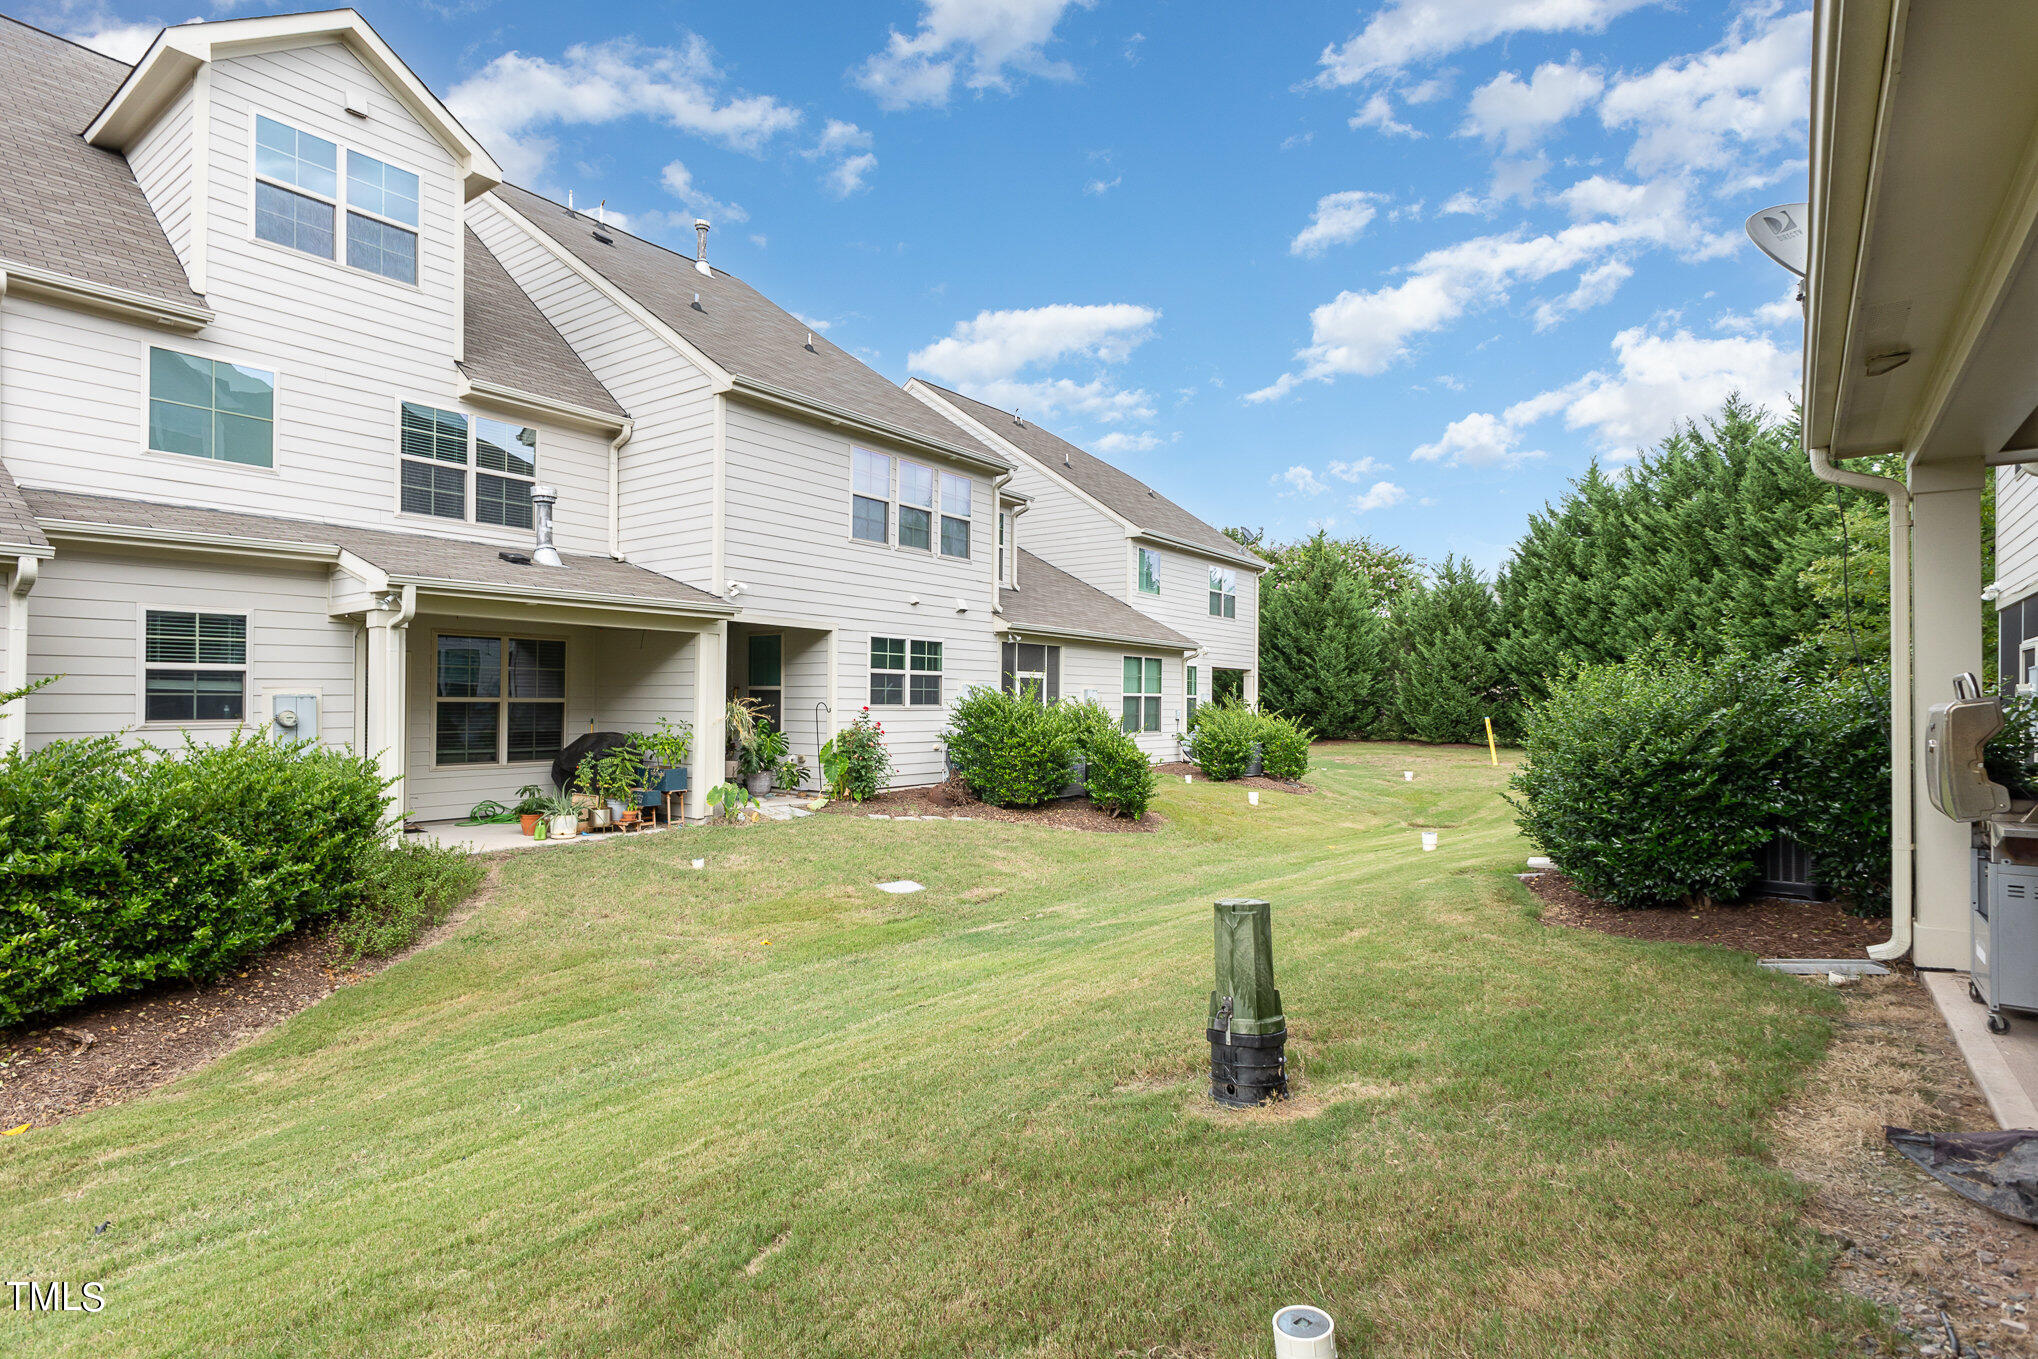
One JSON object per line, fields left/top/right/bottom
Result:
{"left": 520, "top": 813, "right": 541, "bottom": 836}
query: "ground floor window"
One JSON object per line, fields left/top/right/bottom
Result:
{"left": 435, "top": 634, "right": 565, "bottom": 765}
{"left": 870, "top": 637, "right": 944, "bottom": 706}
{"left": 1187, "top": 664, "right": 1198, "bottom": 720}
{"left": 144, "top": 609, "right": 247, "bottom": 722}
{"left": 1000, "top": 641, "right": 1060, "bottom": 703}
{"left": 1122, "top": 655, "right": 1161, "bottom": 733}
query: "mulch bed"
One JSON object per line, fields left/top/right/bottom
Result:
{"left": 1154, "top": 761, "right": 1316, "bottom": 795}
{"left": 1526, "top": 870, "right": 1893, "bottom": 959}
{"left": 819, "top": 776, "right": 1158, "bottom": 833}
{"left": 0, "top": 871, "right": 494, "bottom": 1133}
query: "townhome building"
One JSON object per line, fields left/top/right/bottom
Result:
{"left": 0, "top": 7, "right": 1255, "bottom": 823}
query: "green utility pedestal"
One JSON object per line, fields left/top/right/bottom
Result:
{"left": 1206, "top": 898, "right": 1288, "bottom": 1106}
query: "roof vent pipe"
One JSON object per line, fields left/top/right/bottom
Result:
{"left": 694, "top": 219, "right": 712, "bottom": 275}
{"left": 529, "top": 484, "right": 563, "bottom": 567}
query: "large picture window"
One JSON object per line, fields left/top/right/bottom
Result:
{"left": 148, "top": 347, "right": 275, "bottom": 468}
{"left": 255, "top": 115, "right": 419, "bottom": 285}
{"left": 401, "top": 404, "right": 537, "bottom": 526}
{"left": 144, "top": 610, "right": 247, "bottom": 723}
{"left": 1208, "top": 566, "right": 1238, "bottom": 618}
{"left": 1122, "top": 655, "right": 1162, "bottom": 733}
{"left": 435, "top": 634, "right": 565, "bottom": 766}
{"left": 870, "top": 637, "right": 944, "bottom": 705}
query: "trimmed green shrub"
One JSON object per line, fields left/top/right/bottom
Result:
{"left": 1510, "top": 650, "right": 1897, "bottom": 912}
{"left": 1257, "top": 712, "right": 1314, "bottom": 781}
{"left": 0, "top": 732, "right": 392, "bottom": 1025}
{"left": 1073, "top": 714, "right": 1157, "bottom": 819}
{"left": 1186, "top": 703, "right": 1259, "bottom": 781}
{"left": 944, "top": 687, "right": 1076, "bottom": 808}
{"left": 330, "top": 840, "right": 486, "bottom": 964}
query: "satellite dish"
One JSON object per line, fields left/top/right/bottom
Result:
{"left": 1745, "top": 202, "right": 1809, "bottom": 277}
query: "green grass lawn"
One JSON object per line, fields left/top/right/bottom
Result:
{"left": 0, "top": 742, "right": 1881, "bottom": 1357}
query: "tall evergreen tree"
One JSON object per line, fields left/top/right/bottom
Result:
{"left": 1258, "top": 532, "right": 1393, "bottom": 737}
{"left": 1391, "top": 557, "right": 1508, "bottom": 743}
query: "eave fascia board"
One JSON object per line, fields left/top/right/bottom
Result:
{"left": 479, "top": 193, "right": 736, "bottom": 388}
{"left": 727, "top": 379, "right": 1013, "bottom": 476}
{"left": 86, "top": 10, "right": 503, "bottom": 195}
{"left": 388, "top": 573, "right": 738, "bottom": 619}
{"left": 997, "top": 619, "right": 1197, "bottom": 654}
{"left": 0, "top": 264, "right": 210, "bottom": 331}
{"left": 455, "top": 373, "right": 628, "bottom": 436}
{"left": 37, "top": 519, "right": 340, "bottom": 562}
{"left": 1128, "top": 528, "right": 1265, "bottom": 572}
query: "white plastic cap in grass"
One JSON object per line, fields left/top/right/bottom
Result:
{"left": 691, "top": 858, "right": 705, "bottom": 870}
{"left": 1421, "top": 831, "right": 1438, "bottom": 852}
{"left": 1248, "top": 790, "right": 1260, "bottom": 806}
{"left": 1272, "top": 1304, "right": 1336, "bottom": 1358}
{"left": 1403, "top": 771, "right": 1413, "bottom": 781}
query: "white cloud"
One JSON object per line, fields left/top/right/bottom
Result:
{"left": 826, "top": 153, "right": 879, "bottom": 197}
{"left": 1095, "top": 431, "right": 1165, "bottom": 454}
{"left": 1461, "top": 61, "right": 1602, "bottom": 153}
{"left": 659, "top": 160, "right": 748, "bottom": 225}
{"left": 855, "top": 0, "right": 1093, "bottom": 110}
{"left": 1599, "top": 8, "right": 1812, "bottom": 177}
{"left": 1275, "top": 465, "right": 1330, "bottom": 497}
{"left": 1349, "top": 92, "right": 1420, "bottom": 138}
{"left": 70, "top": 18, "right": 155, "bottom": 61}
{"left": 816, "top": 118, "right": 872, "bottom": 156}
{"left": 911, "top": 303, "right": 1158, "bottom": 387}
{"left": 791, "top": 312, "right": 833, "bottom": 334}
{"left": 1531, "top": 257, "right": 1632, "bottom": 329}
{"left": 1328, "top": 456, "right": 1388, "bottom": 480}
{"left": 1351, "top": 481, "right": 1408, "bottom": 513}
{"left": 1317, "top": 0, "right": 1661, "bottom": 87}
{"left": 1085, "top": 175, "right": 1122, "bottom": 195}
{"left": 1412, "top": 321, "right": 1799, "bottom": 469}
{"left": 1411, "top": 410, "right": 1549, "bottom": 467}
{"left": 805, "top": 120, "right": 878, "bottom": 197}
{"left": 1249, "top": 175, "right": 1709, "bottom": 400}
{"left": 448, "top": 36, "right": 803, "bottom": 182}
{"left": 1290, "top": 191, "right": 1384, "bottom": 257}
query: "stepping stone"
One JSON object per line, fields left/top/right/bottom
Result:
{"left": 876, "top": 880, "right": 924, "bottom": 894}
{"left": 868, "top": 814, "right": 891, "bottom": 820}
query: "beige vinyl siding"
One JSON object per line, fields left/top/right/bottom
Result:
{"left": 22, "top": 546, "right": 356, "bottom": 748}
{"left": 1131, "top": 542, "right": 1260, "bottom": 675}
{"left": 723, "top": 401, "right": 999, "bottom": 785}
{"left": 1998, "top": 466, "right": 2038, "bottom": 599}
{"left": 125, "top": 80, "right": 197, "bottom": 276}
{"left": 469, "top": 194, "right": 719, "bottom": 586}
{"left": 1001, "top": 459, "right": 1125, "bottom": 598}
{"left": 1053, "top": 640, "right": 1186, "bottom": 763}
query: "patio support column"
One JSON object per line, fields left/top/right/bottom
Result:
{"left": 1244, "top": 668, "right": 1259, "bottom": 710}
{"left": 1909, "top": 458, "right": 1985, "bottom": 970}
{"left": 688, "top": 621, "right": 726, "bottom": 820}
{"left": 364, "top": 586, "right": 415, "bottom": 832}
{"left": 2, "top": 555, "right": 36, "bottom": 749}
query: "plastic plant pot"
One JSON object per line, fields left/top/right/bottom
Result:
{"left": 1421, "top": 831, "right": 1438, "bottom": 852}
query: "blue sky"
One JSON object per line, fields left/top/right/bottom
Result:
{"left": 44, "top": 0, "right": 1810, "bottom": 577}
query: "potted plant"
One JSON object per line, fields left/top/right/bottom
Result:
{"left": 629, "top": 718, "right": 692, "bottom": 814}
{"left": 514, "top": 783, "right": 546, "bottom": 837}
{"left": 743, "top": 721, "right": 790, "bottom": 798}
{"left": 775, "top": 753, "right": 810, "bottom": 792}
{"left": 542, "top": 794, "right": 578, "bottom": 839}
{"left": 592, "top": 746, "right": 644, "bottom": 822}
{"left": 706, "top": 781, "right": 759, "bottom": 823}
{"left": 725, "top": 698, "right": 762, "bottom": 781}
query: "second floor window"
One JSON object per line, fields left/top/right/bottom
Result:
{"left": 255, "top": 116, "right": 419, "bottom": 285}
{"left": 852, "top": 448, "right": 890, "bottom": 544}
{"left": 1138, "top": 547, "right": 1162, "bottom": 595}
{"left": 939, "top": 473, "right": 971, "bottom": 558}
{"left": 1208, "top": 567, "right": 1238, "bottom": 618}
{"left": 999, "top": 510, "right": 1013, "bottom": 584}
{"left": 401, "top": 404, "right": 538, "bottom": 527}
{"left": 148, "top": 347, "right": 275, "bottom": 468}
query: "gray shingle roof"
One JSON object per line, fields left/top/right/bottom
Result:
{"left": 914, "top": 382, "right": 1259, "bottom": 568}
{"left": 488, "top": 184, "right": 1007, "bottom": 469}
{"left": 461, "top": 228, "right": 626, "bottom": 420}
{"left": 1001, "top": 550, "right": 1195, "bottom": 651}
{"left": 22, "top": 487, "right": 727, "bottom": 611}
{"left": 0, "top": 16, "right": 200, "bottom": 308}
{"left": 0, "top": 459, "right": 50, "bottom": 555}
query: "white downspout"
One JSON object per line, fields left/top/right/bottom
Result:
{"left": 608, "top": 418, "right": 633, "bottom": 560}
{"left": 4, "top": 555, "right": 38, "bottom": 749}
{"left": 1808, "top": 446, "right": 1913, "bottom": 961}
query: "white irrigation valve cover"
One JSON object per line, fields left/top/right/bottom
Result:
{"left": 876, "top": 880, "right": 924, "bottom": 894}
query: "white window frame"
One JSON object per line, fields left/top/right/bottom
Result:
{"left": 897, "top": 458, "right": 936, "bottom": 554}
{"left": 998, "top": 510, "right": 1013, "bottom": 585}
{"left": 870, "top": 636, "right": 944, "bottom": 706}
{"left": 136, "top": 340, "right": 283, "bottom": 476}
{"left": 851, "top": 447, "right": 893, "bottom": 546}
{"left": 248, "top": 114, "right": 424, "bottom": 289}
{"left": 394, "top": 400, "right": 539, "bottom": 529}
{"left": 135, "top": 604, "right": 251, "bottom": 729}
{"left": 1122, "top": 654, "right": 1163, "bottom": 734}
{"left": 1138, "top": 546, "right": 1162, "bottom": 595}
{"left": 430, "top": 629, "right": 568, "bottom": 770}
{"left": 1208, "top": 566, "right": 1238, "bottom": 618}
{"left": 939, "top": 472, "right": 972, "bottom": 560}
{"left": 1187, "top": 663, "right": 1198, "bottom": 720}
{"left": 2022, "top": 638, "right": 2038, "bottom": 695}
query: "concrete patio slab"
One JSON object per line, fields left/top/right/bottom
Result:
{"left": 1923, "top": 970, "right": 2038, "bottom": 1130}
{"left": 405, "top": 819, "right": 679, "bottom": 854}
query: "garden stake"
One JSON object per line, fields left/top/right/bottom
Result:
{"left": 1484, "top": 717, "right": 1498, "bottom": 766}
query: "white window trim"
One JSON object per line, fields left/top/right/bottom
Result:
{"left": 1208, "top": 566, "right": 1238, "bottom": 619}
{"left": 428, "top": 628, "right": 569, "bottom": 771}
{"left": 1122, "top": 653, "right": 1163, "bottom": 734}
{"left": 869, "top": 636, "right": 944, "bottom": 706}
{"left": 938, "top": 471, "right": 972, "bottom": 561}
{"left": 1137, "top": 546, "right": 1162, "bottom": 595}
{"left": 896, "top": 457, "right": 936, "bottom": 556}
{"left": 2021, "top": 638, "right": 2038, "bottom": 695}
{"left": 246, "top": 113, "right": 426, "bottom": 291}
{"left": 135, "top": 338, "right": 285, "bottom": 477}
{"left": 134, "top": 602, "right": 253, "bottom": 729}
{"left": 847, "top": 445, "right": 981, "bottom": 567}
{"left": 998, "top": 510, "right": 1013, "bottom": 585}
{"left": 390, "top": 397, "right": 540, "bottom": 531}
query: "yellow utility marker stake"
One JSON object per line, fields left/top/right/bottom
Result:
{"left": 1484, "top": 717, "right": 1499, "bottom": 766}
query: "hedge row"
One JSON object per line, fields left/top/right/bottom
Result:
{"left": 944, "top": 688, "right": 1159, "bottom": 819}
{"left": 1185, "top": 704, "right": 1313, "bottom": 782}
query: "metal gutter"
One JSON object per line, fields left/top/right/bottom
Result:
{"left": 0, "top": 262, "right": 211, "bottom": 332}
{"left": 727, "top": 377, "right": 1014, "bottom": 477}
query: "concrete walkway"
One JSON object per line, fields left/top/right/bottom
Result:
{"left": 1922, "top": 970, "right": 2038, "bottom": 1129}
